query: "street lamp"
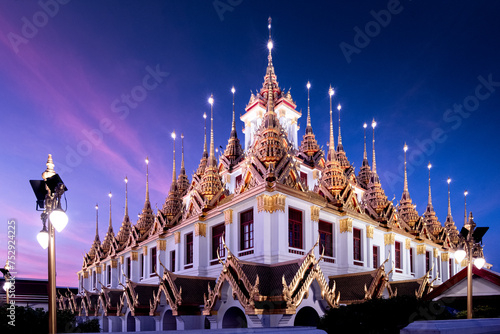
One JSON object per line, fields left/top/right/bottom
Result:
{"left": 1, "top": 261, "right": 11, "bottom": 304}
{"left": 454, "top": 211, "right": 488, "bottom": 319}
{"left": 29, "top": 154, "right": 68, "bottom": 334}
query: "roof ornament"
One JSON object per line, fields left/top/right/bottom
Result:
{"left": 328, "top": 86, "right": 335, "bottom": 159}
{"left": 145, "top": 157, "right": 150, "bottom": 204}
{"left": 124, "top": 177, "right": 129, "bottom": 218}
{"left": 171, "top": 131, "right": 177, "bottom": 186}
{"left": 306, "top": 81, "right": 311, "bottom": 127}
{"left": 371, "top": 119, "right": 377, "bottom": 173}
{"left": 357, "top": 123, "right": 372, "bottom": 188}
{"left": 337, "top": 104, "right": 342, "bottom": 146}
{"left": 464, "top": 190, "right": 468, "bottom": 229}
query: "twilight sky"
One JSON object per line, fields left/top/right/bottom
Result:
{"left": 0, "top": 1, "right": 499, "bottom": 287}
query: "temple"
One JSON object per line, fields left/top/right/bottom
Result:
{"left": 65, "top": 19, "right": 472, "bottom": 331}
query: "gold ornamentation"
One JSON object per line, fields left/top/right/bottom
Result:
{"left": 224, "top": 209, "right": 233, "bottom": 225}
{"left": 339, "top": 218, "right": 352, "bottom": 233}
{"left": 131, "top": 251, "right": 138, "bottom": 261}
{"left": 366, "top": 225, "right": 374, "bottom": 239}
{"left": 442, "top": 253, "right": 449, "bottom": 262}
{"left": 384, "top": 233, "right": 395, "bottom": 246}
{"left": 405, "top": 239, "right": 411, "bottom": 250}
{"left": 111, "top": 259, "right": 118, "bottom": 268}
{"left": 174, "top": 232, "right": 180, "bottom": 244}
{"left": 257, "top": 194, "right": 286, "bottom": 213}
{"left": 157, "top": 239, "right": 166, "bottom": 251}
{"left": 279, "top": 110, "right": 286, "bottom": 118}
{"left": 195, "top": 223, "right": 206, "bottom": 237}
{"left": 225, "top": 174, "right": 231, "bottom": 184}
{"left": 417, "top": 244, "right": 425, "bottom": 255}
{"left": 83, "top": 271, "right": 89, "bottom": 278}
{"left": 96, "top": 266, "right": 102, "bottom": 274}
{"left": 433, "top": 248, "right": 438, "bottom": 258}
{"left": 143, "top": 246, "right": 148, "bottom": 256}
{"left": 120, "top": 256, "right": 124, "bottom": 264}
{"left": 312, "top": 170, "right": 319, "bottom": 180}
{"left": 461, "top": 259, "right": 467, "bottom": 267}
{"left": 245, "top": 121, "right": 251, "bottom": 128}
{"left": 310, "top": 206, "right": 320, "bottom": 222}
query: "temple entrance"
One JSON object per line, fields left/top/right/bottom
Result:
{"left": 162, "top": 310, "right": 177, "bottom": 330}
{"left": 294, "top": 306, "right": 320, "bottom": 327}
{"left": 222, "top": 307, "right": 247, "bottom": 328}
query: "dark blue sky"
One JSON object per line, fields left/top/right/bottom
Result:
{"left": 0, "top": 0, "right": 498, "bottom": 285}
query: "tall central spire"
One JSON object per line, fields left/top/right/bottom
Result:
{"left": 403, "top": 143, "right": 409, "bottom": 192}
{"left": 208, "top": 94, "right": 216, "bottom": 164}
{"left": 427, "top": 162, "right": 432, "bottom": 207}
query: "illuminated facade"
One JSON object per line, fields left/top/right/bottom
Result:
{"left": 62, "top": 21, "right": 469, "bottom": 331}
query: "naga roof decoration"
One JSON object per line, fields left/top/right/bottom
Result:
{"left": 124, "top": 280, "right": 160, "bottom": 316}
{"left": 81, "top": 288, "right": 101, "bottom": 317}
{"left": 98, "top": 286, "right": 125, "bottom": 317}
{"left": 203, "top": 238, "right": 339, "bottom": 316}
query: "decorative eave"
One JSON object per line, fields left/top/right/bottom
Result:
{"left": 124, "top": 280, "right": 160, "bottom": 317}
{"left": 82, "top": 287, "right": 101, "bottom": 317}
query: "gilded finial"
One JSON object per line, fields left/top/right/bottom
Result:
{"left": 171, "top": 131, "right": 176, "bottom": 183}
{"left": 371, "top": 119, "right": 377, "bottom": 173}
{"left": 427, "top": 162, "right": 432, "bottom": 205}
{"left": 108, "top": 191, "right": 112, "bottom": 229}
{"left": 403, "top": 143, "right": 408, "bottom": 192}
{"left": 337, "top": 103, "right": 342, "bottom": 146}
{"left": 447, "top": 178, "right": 452, "bottom": 217}
{"left": 180, "top": 134, "right": 185, "bottom": 170}
{"left": 306, "top": 81, "right": 311, "bottom": 127}
{"left": 95, "top": 203, "right": 99, "bottom": 240}
{"left": 363, "top": 123, "right": 368, "bottom": 160}
{"left": 328, "top": 86, "right": 335, "bottom": 159}
{"left": 231, "top": 86, "right": 236, "bottom": 131}
{"left": 203, "top": 112, "right": 208, "bottom": 157}
{"left": 124, "top": 177, "right": 129, "bottom": 217}
{"left": 208, "top": 95, "right": 215, "bottom": 164}
{"left": 145, "top": 156, "right": 150, "bottom": 203}
{"left": 464, "top": 190, "right": 468, "bottom": 228}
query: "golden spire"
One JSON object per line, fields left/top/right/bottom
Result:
{"left": 328, "top": 86, "right": 335, "bottom": 159}
{"left": 336, "top": 103, "right": 350, "bottom": 171}
{"left": 371, "top": 119, "right": 377, "bottom": 174}
{"left": 318, "top": 86, "right": 346, "bottom": 198}
{"left": 171, "top": 131, "right": 177, "bottom": 185}
{"left": 196, "top": 113, "right": 209, "bottom": 176}
{"left": 307, "top": 81, "right": 311, "bottom": 127}
{"left": 88, "top": 204, "right": 101, "bottom": 260}
{"left": 299, "top": 82, "right": 320, "bottom": 159}
{"left": 162, "top": 132, "right": 182, "bottom": 222}
{"left": 95, "top": 204, "right": 99, "bottom": 243}
{"left": 102, "top": 192, "right": 114, "bottom": 254}
{"left": 208, "top": 95, "right": 216, "bottom": 165}
{"left": 177, "top": 134, "right": 190, "bottom": 197}
{"left": 422, "top": 162, "right": 441, "bottom": 236}
{"left": 403, "top": 144, "right": 409, "bottom": 192}
{"left": 116, "top": 177, "right": 132, "bottom": 247}
{"left": 398, "top": 144, "right": 419, "bottom": 228}
{"left": 199, "top": 95, "right": 223, "bottom": 201}
{"left": 357, "top": 123, "right": 371, "bottom": 188}
{"left": 137, "top": 157, "right": 154, "bottom": 235}
{"left": 445, "top": 178, "right": 459, "bottom": 243}
{"left": 224, "top": 87, "right": 244, "bottom": 166}
{"left": 203, "top": 112, "right": 208, "bottom": 157}
{"left": 145, "top": 157, "right": 150, "bottom": 203}
{"left": 464, "top": 190, "right": 469, "bottom": 229}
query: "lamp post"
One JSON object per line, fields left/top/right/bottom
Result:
{"left": 29, "top": 155, "right": 68, "bottom": 334}
{"left": 1, "top": 261, "right": 11, "bottom": 304}
{"left": 454, "top": 211, "right": 488, "bottom": 319}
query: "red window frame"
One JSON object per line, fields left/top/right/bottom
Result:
{"left": 319, "top": 220, "right": 333, "bottom": 257}
{"left": 373, "top": 245, "right": 379, "bottom": 268}
{"left": 353, "top": 228, "right": 362, "bottom": 261}
{"left": 300, "top": 171, "right": 308, "bottom": 187}
{"left": 288, "top": 208, "right": 303, "bottom": 249}
{"left": 395, "top": 241, "right": 402, "bottom": 269}
{"left": 186, "top": 233, "right": 193, "bottom": 264}
{"left": 212, "top": 223, "right": 225, "bottom": 259}
{"left": 240, "top": 209, "right": 254, "bottom": 250}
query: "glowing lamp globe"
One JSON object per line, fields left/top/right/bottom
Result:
{"left": 474, "top": 257, "right": 485, "bottom": 269}
{"left": 455, "top": 249, "right": 466, "bottom": 263}
{"left": 3, "top": 281, "right": 12, "bottom": 291}
{"left": 267, "top": 40, "right": 273, "bottom": 50}
{"left": 50, "top": 209, "right": 68, "bottom": 232}
{"left": 37, "top": 228, "right": 49, "bottom": 249}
